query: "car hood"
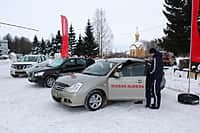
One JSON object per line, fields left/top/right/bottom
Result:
{"left": 28, "top": 66, "right": 54, "bottom": 73}
{"left": 56, "top": 73, "right": 105, "bottom": 86}
{"left": 12, "top": 62, "right": 37, "bottom": 65}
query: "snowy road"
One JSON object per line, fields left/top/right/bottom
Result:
{"left": 0, "top": 61, "right": 200, "bottom": 133}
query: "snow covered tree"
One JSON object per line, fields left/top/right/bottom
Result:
{"left": 39, "top": 38, "right": 46, "bottom": 55}
{"left": 46, "top": 40, "right": 53, "bottom": 56}
{"left": 51, "top": 37, "right": 57, "bottom": 56}
{"left": 55, "top": 30, "right": 62, "bottom": 53}
{"left": 68, "top": 24, "right": 76, "bottom": 56}
{"left": 32, "top": 35, "right": 39, "bottom": 54}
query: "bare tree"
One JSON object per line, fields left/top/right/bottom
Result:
{"left": 93, "top": 8, "right": 113, "bottom": 57}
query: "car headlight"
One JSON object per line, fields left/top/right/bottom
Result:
{"left": 65, "top": 83, "right": 83, "bottom": 93}
{"left": 11, "top": 64, "right": 15, "bottom": 68}
{"left": 34, "top": 72, "right": 44, "bottom": 76}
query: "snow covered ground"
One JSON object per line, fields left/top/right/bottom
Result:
{"left": 0, "top": 60, "right": 200, "bottom": 133}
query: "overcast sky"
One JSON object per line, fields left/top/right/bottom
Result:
{"left": 0, "top": 0, "right": 167, "bottom": 52}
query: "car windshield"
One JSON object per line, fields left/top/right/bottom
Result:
{"left": 48, "top": 58, "right": 65, "bottom": 67}
{"left": 82, "top": 61, "right": 117, "bottom": 76}
{"left": 21, "top": 56, "right": 38, "bottom": 62}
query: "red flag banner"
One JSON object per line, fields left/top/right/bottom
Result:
{"left": 61, "top": 15, "right": 69, "bottom": 58}
{"left": 191, "top": 0, "right": 200, "bottom": 62}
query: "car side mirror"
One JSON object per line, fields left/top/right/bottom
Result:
{"left": 113, "top": 72, "right": 120, "bottom": 78}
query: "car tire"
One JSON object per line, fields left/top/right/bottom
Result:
{"left": 11, "top": 74, "right": 18, "bottom": 78}
{"left": 85, "top": 90, "right": 105, "bottom": 111}
{"left": 45, "top": 76, "right": 56, "bottom": 88}
{"left": 178, "top": 93, "right": 199, "bottom": 105}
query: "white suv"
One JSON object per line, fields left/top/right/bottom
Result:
{"left": 10, "top": 54, "right": 48, "bottom": 77}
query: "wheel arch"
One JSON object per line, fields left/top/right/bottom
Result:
{"left": 86, "top": 88, "right": 107, "bottom": 100}
{"left": 84, "top": 88, "right": 108, "bottom": 110}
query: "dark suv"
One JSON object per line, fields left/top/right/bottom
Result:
{"left": 28, "top": 57, "right": 95, "bottom": 88}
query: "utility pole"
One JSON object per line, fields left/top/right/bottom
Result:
{"left": 100, "top": 9, "right": 103, "bottom": 58}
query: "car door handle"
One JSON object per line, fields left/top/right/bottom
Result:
{"left": 137, "top": 80, "right": 143, "bottom": 83}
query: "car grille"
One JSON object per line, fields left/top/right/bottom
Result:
{"left": 54, "top": 82, "right": 70, "bottom": 90}
{"left": 13, "top": 64, "right": 28, "bottom": 69}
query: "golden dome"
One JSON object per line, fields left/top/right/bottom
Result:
{"left": 134, "top": 27, "right": 140, "bottom": 42}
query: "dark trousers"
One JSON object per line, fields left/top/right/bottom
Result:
{"left": 146, "top": 76, "right": 152, "bottom": 106}
{"left": 152, "top": 76, "right": 162, "bottom": 108}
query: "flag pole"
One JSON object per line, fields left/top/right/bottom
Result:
{"left": 187, "top": 0, "right": 194, "bottom": 93}
{"left": 177, "top": 0, "right": 199, "bottom": 105}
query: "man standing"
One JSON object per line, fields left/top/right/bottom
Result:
{"left": 145, "top": 57, "right": 152, "bottom": 108}
{"left": 149, "top": 48, "right": 163, "bottom": 109}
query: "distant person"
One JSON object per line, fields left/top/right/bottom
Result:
{"left": 149, "top": 48, "right": 164, "bottom": 109}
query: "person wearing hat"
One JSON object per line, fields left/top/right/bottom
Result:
{"left": 149, "top": 48, "right": 164, "bottom": 109}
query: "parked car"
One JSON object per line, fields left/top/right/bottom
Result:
{"left": 27, "top": 57, "right": 95, "bottom": 88}
{"left": 51, "top": 58, "right": 166, "bottom": 111}
{"left": 160, "top": 51, "right": 176, "bottom": 66}
{"left": 10, "top": 54, "right": 48, "bottom": 77}
{"left": 0, "top": 54, "right": 9, "bottom": 60}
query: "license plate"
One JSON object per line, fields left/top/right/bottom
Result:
{"left": 15, "top": 69, "right": 24, "bottom": 72}
{"left": 28, "top": 77, "right": 32, "bottom": 80}
{"left": 56, "top": 92, "right": 61, "bottom": 97}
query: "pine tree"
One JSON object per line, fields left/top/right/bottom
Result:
{"left": 75, "top": 34, "right": 85, "bottom": 56}
{"left": 32, "top": 35, "right": 39, "bottom": 54}
{"left": 161, "top": 0, "right": 191, "bottom": 56}
{"left": 55, "top": 30, "right": 62, "bottom": 53}
{"left": 46, "top": 40, "right": 52, "bottom": 56}
{"left": 83, "top": 19, "right": 99, "bottom": 57}
{"left": 51, "top": 37, "right": 57, "bottom": 56}
{"left": 20, "top": 37, "right": 32, "bottom": 54}
{"left": 40, "top": 38, "right": 46, "bottom": 55}
{"left": 3, "top": 33, "right": 14, "bottom": 52}
{"left": 68, "top": 24, "right": 76, "bottom": 56}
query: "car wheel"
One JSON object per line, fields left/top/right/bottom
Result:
{"left": 85, "top": 90, "right": 105, "bottom": 111}
{"left": 178, "top": 93, "right": 199, "bottom": 105}
{"left": 45, "top": 76, "right": 56, "bottom": 88}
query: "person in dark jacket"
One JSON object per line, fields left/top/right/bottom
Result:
{"left": 145, "top": 58, "right": 153, "bottom": 108}
{"left": 149, "top": 48, "right": 164, "bottom": 109}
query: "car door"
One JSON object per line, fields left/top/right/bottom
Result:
{"left": 108, "top": 62, "right": 146, "bottom": 100}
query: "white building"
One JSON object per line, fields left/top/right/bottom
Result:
{"left": 129, "top": 29, "right": 145, "bottom": 58}
{"left": 0, "top": 40, "right": 8, "bottom": 55}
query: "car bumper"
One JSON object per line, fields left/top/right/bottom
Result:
{"left": 51, "top": 88, "right": 85, "bottom": 107}
{"left": 10, "top": 69, "right": 28, "bottom": 77}
{"left": 28, "top": 75, "right": 45, "bottom": 84}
